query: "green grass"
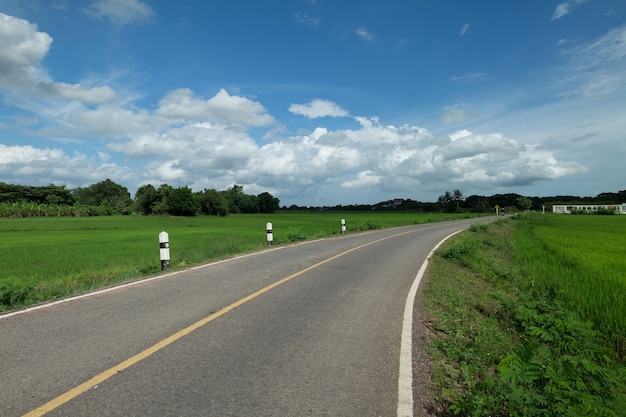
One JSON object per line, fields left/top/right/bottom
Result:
{"left": 423, "top": 214, "right": 626, "bottom": 416}
{"left": 0, "top": 211, "right": 480, "bottom": 310}
{"left": 512, "top": 215, "right": 626, "bottom": 354}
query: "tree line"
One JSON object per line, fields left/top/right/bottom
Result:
{"left": 1, "top": 180, "right": 624, "bottom": 218}
{"left": 284, "top": 189, "right": 626, "bottom": 213}
{"left": 0, "top": 180, "right": 279, "bottom": 217}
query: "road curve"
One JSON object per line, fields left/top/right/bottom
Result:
{"left": 0, "top": 217, "right": 494, "bottom": 416}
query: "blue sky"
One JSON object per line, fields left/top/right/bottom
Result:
{"left": 0, "top": 0, "right": 625, "bottom": 206}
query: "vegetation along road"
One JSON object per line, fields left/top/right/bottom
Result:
{"left": 0, "top": 217, "right": 494, "bottom": 416}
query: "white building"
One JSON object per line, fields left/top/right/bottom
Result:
{"left": 552, "top": 203, "right": 626, "bottom": 214}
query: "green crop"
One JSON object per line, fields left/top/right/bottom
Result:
{"left": 0, "top": 211, "right": 481, "bottom": 311}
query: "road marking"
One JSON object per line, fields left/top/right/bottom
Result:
{"left": 396, "top": 229, "right": 465, "bottom": 417}
{"left": 23, "top": 229, "right": 419, "bottom": 416}
{"left": 1, "top": 246, "right": 292, "bottom": 321}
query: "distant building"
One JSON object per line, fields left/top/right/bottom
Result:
{"left": 552, "top": 203, "right": 626, "bottom": 214}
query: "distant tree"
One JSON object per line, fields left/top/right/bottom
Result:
{"left": 153, "top": 184, "right": 174, "bottom": 214}
{"left": 452, "top": 189, "right": 464, "bottom": 211}
{"left": 224, "top": 184, "right": 259, "bottom": 213}
{"left": 197, "top": 188, "right": 229, "bottom": 216}
{"left": 135, "top": 185, "right": 160, "bottom": 214}
{"left": 438, "top": 191, "right": 451, "bottom": 205}
{"left": 257, "top": 192, "right": 280, "bottom": 213}
{"left": 225, "top": 184, "right": 245, "bottom": 214}
{"left": 240, "top": 194, "right": 259, "bottom": 213}
{"left": 0, "top": 183, "right": 75, "bottom": 205}
{"left": 166, "top": 186, "right": 197, "bottom": 216}
{"left": 43, "top": 186, "right": 75, "bottom": 205}
{"left": 463, "top": 195, "right": 490, "bottom": 213}
{"left": 73, "top": 179, "right": 132, "bottom": 214}
{"left": 438, "top": 191, "right": 454, "bottom": 212}
{"left": 516, "top": 196, "right": 532, "bottom": 211}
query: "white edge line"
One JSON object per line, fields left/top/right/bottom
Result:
{"left": 397, "top": 229, "right": 465, "bottom": 417}
{"left": 0, "top": 224, "right": 428, "bottom": 321}
{"left": 0, "top": 243, "right": 301, "bottom": 321}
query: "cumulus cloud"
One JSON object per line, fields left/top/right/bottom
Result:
{"left": 289, "top": 99, "right": 350, "bottom": 119}
{"left": 0, "top": 13, "right": 51, "bottom": 70}
{"left": 0, "top": 13, "right": 117, "bottom": 104}
{"left": 156, "top": 88, "right": 275, "bottom": 127}
{"left": 229, "top": 120, "right": 587, "bottom": 202}
{"left": 84, "top": 0, "right": 155, "bottom": 25}
{"left": 107, "top": 121, "right": 260, "bottom": 175}
{"left": 1, "top": 111, "right": 589, "bottom": 204}
{"left": 0, "top": 144, "right": 132, "bottom": 187}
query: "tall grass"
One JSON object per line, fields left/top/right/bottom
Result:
{"left": 513, "top": 214, "right": 626, "bottom": 355}
{"left": 0, "top": 211, "right": 481, "bottom": 310}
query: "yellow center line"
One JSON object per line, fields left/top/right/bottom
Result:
{"left": 24, "top": 229, "right": 418, "bottom": 416}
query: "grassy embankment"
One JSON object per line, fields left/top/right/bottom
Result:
{"left": 423, "top": 214, "right": 626, "bottom": 416}
{"left": 0, "top": 211, "right": 478, "bottom": 311}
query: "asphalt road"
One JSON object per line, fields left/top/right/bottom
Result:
{"left": 1, "top": 218, "right": 493, "bottom": 417}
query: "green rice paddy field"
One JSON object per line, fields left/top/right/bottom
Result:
{"left": 512, "top": 214, "right": 626, "bottom": 350}
{"left": 0, "top": 211, "right": 476, "bottom": 310}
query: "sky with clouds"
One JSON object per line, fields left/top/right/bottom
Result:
{"left": 0, "top": 0, "right": 624, "bottom": 206}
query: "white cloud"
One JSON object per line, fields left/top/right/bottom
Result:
{"left": 342, "top": 170, "right": 381, "bottom": 188}
{"left": 108, "top": 121, "right": 259, "bottom": 176}
{"left": 156, "top": 88, "right": 275, "bottom": 127}
{"left": 0, "top": 13, "right": 51, "bottom": 70}
{"left": 448, "top": 72, "right": 488, "bottom": 82}
{"left": 459, "top": 23, "right": 470, "bottom": 37}
{"left": 553, "top": 3, "right": 572, "bottom": 20}
{"left": 289, "top": 99, "right": 349, "bottom": 119}
{"left": 0, "top": 144, "right": 132, "bottom": 187}
{"left": 552, "top": 0, "right": 586, "bottom": 20}
{"left": 85, "top": 0, "right": 155, "bottom": 25}
{"left": 1, "top": 111, "right": 590, "bottom": 204}
{"left": 356, "top": 27, "right": 373, "bottom": 41}
{"left": 35, "top": 82, "right": 117, "bottom": 104}
{"left": 230, "top": 119, "right": 586, "bottom": 202}
{"left": 0, "top": 13, "right": 117, "bottom": 104}
{"left": 441, "top": 108, "right": 481, "bottom": 125}
{"left": 295, "top": 12, "right": 321, "bottom": 27}
{"left": 559, "top": 25, "right": 626, "bottom": 98}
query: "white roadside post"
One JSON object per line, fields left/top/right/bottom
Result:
{"left": 341, "top": 218, "right": 346, "bottom": 234}
{"left": 159, "top": 231, "right": 170, "bottom": 271}
{"left": 266, "top": 222, "right": 273, "bottom": 246}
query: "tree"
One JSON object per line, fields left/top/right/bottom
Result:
{"left": 516, "top": 196, "right": 532, "bottom": 211}
{"left": 224, "top": 184, "right": 258, "bottom": 213}
{"left": 166, "top": 186, "right": 197, "bottom": 216}
{"left": 73, "top": 179, "right": 132, "bottom": 214}
{"left": 452, "top": 189, "right": 464, "bottom": 211}
{"left": 197, "top": 189, "right": 229, "bottom": 216}
{"left": 438, "top": 191, "right": 452, "bottom": 211}
{"left": 257, "top": 192, "right": 280, "bottom": 213}
{"left": 153, "top": 184, "right": 174, "bottom": 214}
{"left": 135, "top": 185, "right": 160, "bottom": 214}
